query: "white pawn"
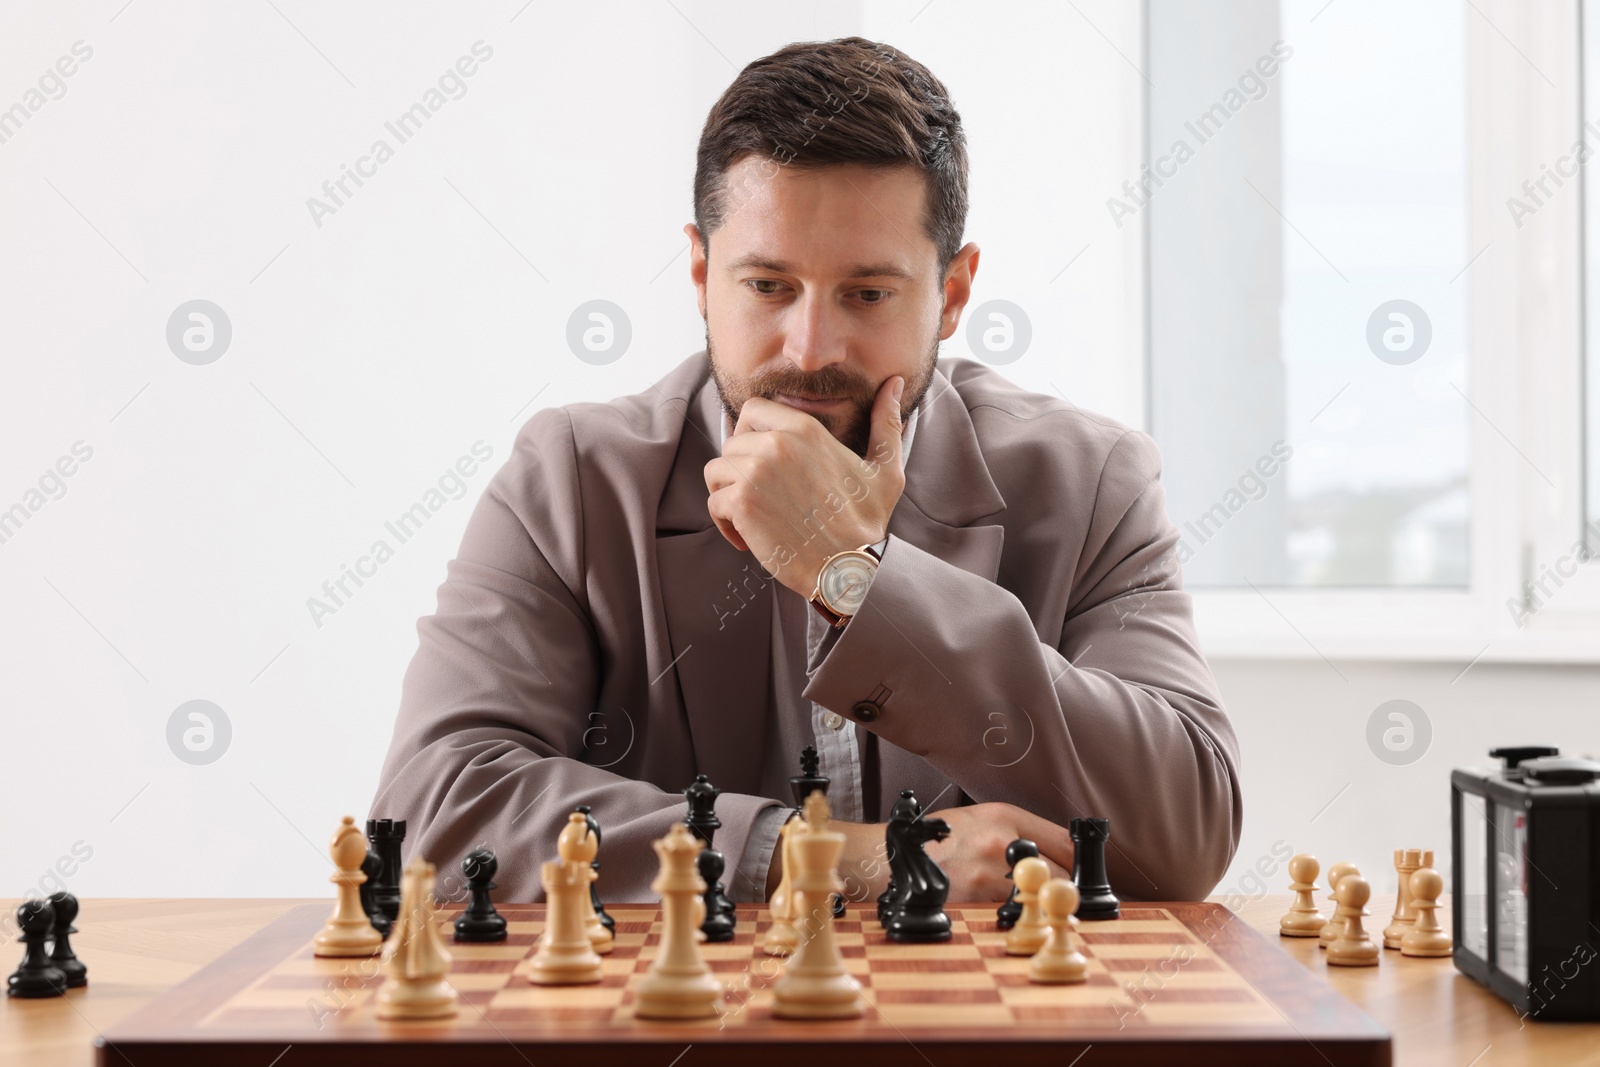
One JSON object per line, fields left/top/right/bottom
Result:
{"left": 634, "top": 824, "right": 723, "bottom": 1019}
{"left": 1327, "top": 875, "right": 1380, "bottom": 967}
{"left": 375, "top": 856, "right": 458, "bottom": 1019}
{"left": 1319, "top": 862, "right": 1360, "bottom": 949}
{"left": 313, "top": 816, "right": 383, "bottom": 957}
{"left": 760, "top": 817, "right": 804, "bottom": 956}
{"left": 1028, "top": 878, "right": 1088, "bottom": 984}
{"left": 528, "top": 812, "right": 604, "bottom": 985}
{"left": 1005, "top": 856, "right": 1050, "bottom": 956}
{"left": 1400, "top": 868, "right": 1452, "bottom": 957}
{"left": 570, "top": 818, "right": 613, "bottom": 955}
{"left": 1278, "top": 854, "right": 1328, "bottom": 938}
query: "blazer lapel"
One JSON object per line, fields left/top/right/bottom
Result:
{"left": 889, "top": 368, "right": 1007, "bottom": 583}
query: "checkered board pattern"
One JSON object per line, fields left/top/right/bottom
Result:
{"left": 99, "top": 901, "right": 1393, "bottom": 1066}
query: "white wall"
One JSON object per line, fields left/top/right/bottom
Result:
{"left": 0, "top": 0, "right": 1146, "bottom": 897}
{"left": 8, "top": 0, "right": 1588, "bottom": 908}
{"left": 1207, "top": 657, "right": 1600, "bottom": 900}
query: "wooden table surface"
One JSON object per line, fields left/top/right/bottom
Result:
{"left": 2, "top": 894, "right": 1597, "bottom": 1067}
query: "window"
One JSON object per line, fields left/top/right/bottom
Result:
{"left": 1148, "top": 0, "right": 1470, "bottom": 588}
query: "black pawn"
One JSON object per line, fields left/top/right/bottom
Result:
{"left": 1070, "top": 817, "right": 1121, "bottom": 920}
{"left": 359, "top": 851, "right": 393, "bottom": 939}
{"left": 995, "top": 838, "right": 1039, "bottom": 930}
{"left": 8, "top": 899, "right": 67, "bottom": 999}
{"left": 697, "top": 848, "right": 737, "bottom": 942}
{"left": 876, "top": 876, "right": 899, "bottom": 926}
{"left": 454, "top": 848, "right": 508, "bottom": 943}
{"left": 576, "top": 805, "right": 614, "bottom": 935}
{"left": 46, "top": 892, "right": 87, "bottom": 988}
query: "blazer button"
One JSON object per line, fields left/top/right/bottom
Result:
{"left": 852, "top": 700, "right": 881, "bottom": 723}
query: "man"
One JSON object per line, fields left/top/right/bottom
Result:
{"left": 372, "top": 37, "right": 1241, "bottom": 906}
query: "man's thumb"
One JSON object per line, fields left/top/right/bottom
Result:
{"left": 867, "top": 375, "right": 905, "bottom": 466}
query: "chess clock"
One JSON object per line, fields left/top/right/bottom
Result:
{"left": 1451, "top": 746, "right": 1600, "bottom": 1021}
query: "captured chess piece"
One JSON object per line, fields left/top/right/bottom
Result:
{"left": 528, "top": 812, "right": 605, "bottom": 984}
{"left": 575, "top": 805, "right": 615, "bottom": 935}
{"left": 1399, "top": 868, "right": 1452, "bottom": 957}
{"left": 314, "top": 816, "right": 384, "bottom": 958}
{"left": 1070, "top": 817, "right": 1120, "bottom": 920}
{"left": 358, "top": 850, "right": 393, "bottom": 939}
{"left": 7, "top": 899, "right": 67, "bottom": 999}
{"left": 772, "top": 792, "right": 866, "bottom": 1019}
{"left": 375, "top": 855, "right": 458, "bottom": 1019}
{"left": 46, "top": 892, "right": 87, "bottom": 988}
{"left": 1005, "top": 856, "right": 1051, "bottom": 956}
{"left": 761, "top": 816, "right": 804, "bottom": 956}
{"left": 996, "top": 838, "right": 1040, "bottom": 930}
{"left": 883, "top": 795, "right": 952, "bottom": 943}
{"left": 454, "top": 848, "right": 508, "bottom": 943}
{"left": 685, "top": 774, "right": 735, "bottom": 942}
{"left": 1278, "top": 854, "right": 1328, "bottom": 938}
{"left": 1028, "top": 878, "right": 1089, "bottom": 984}
{"left": 366, "top": 817, "right": 406, "bottom": 923}
{"left": 1383, "top": 848, "right": 1432, "bottom": 950}
{"left": 633, "top": 823, "right": 723, "bottom": 1019}
{"left": 1319, "top": 862, "right": 1360, "bottom": 949}
{"left": 1327, "top": 875, "right": 1380, "bottom": 967}
{"left": 790, "top": 748, "right": 845, "bottom": 919}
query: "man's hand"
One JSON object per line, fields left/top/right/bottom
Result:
{"left": 765, "top": 802, "right": 1073, "bottom": 905}
{"left": 704, "top": 375, "right": 906, "bottom": 598}
{"left": 923, "top": 802, "right": 1074, "bottom": 901}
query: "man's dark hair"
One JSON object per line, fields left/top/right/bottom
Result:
{"left": 693, "top": 36, "right": 968, "bottom": 278}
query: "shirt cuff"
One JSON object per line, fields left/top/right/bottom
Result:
{"left": 732, "top": 802, "right": 791, "bottom": 903}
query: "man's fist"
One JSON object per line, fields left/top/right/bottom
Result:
{"left": 922, "top": 802, "right": 1074, "bottom": 902}
{"left": 813, "top": 801, "right": 1074, "bottom": 905}
{"left": 704, "top": 374, "right": 907, "bottom": 597}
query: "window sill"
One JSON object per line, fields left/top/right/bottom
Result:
{"left": 1190, "top": 590, "right": 1600, "bottom": 665}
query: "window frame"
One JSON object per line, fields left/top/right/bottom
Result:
{"left": 1143, "top": 0, "right": 1600, "bottom": 663}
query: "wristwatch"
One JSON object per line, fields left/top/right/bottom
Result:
{"left": 808, "top": 543, "right": 882, "bottom": 628}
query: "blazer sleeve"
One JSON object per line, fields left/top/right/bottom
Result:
{"left": 370, "top": 407, "right": 785, "bottom": 905}
{"left": 800, "top": 429, "right": 1242, "bottom": 901}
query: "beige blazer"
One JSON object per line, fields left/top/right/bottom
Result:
{"left": 371, "top": 350, "right": 1242, "bottom": 904}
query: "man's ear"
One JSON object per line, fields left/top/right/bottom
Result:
{"left": 685, "top": 223, "right": 708, "bottom": 320}
{"left": 938, "top": 241, "right": 981, "bottom": 340}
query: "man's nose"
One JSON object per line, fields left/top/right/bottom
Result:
{"left": 781, "top": 291, "right": 849, "bottom": 374}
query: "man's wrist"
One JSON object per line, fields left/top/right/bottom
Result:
{"left": 836, "top": 819, "right": 890, "bottom": 904}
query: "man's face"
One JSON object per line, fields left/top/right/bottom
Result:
{"left": 686, "top": 159, "right": 978, "bottom": 457}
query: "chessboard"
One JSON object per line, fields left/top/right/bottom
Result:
{"left": 97, "top": 900, "right": 1392, "bottom": 1067}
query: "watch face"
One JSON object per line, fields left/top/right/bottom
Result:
{"left": 820, "top": 552, "right": 877, "bottom": 616}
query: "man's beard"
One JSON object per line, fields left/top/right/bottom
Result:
{"left": 706, "top": 327, "right": 940, "bottom": 458}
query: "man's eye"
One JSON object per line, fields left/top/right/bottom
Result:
{"left": 744, "top": 281, "right": 889, "bottom": 304}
